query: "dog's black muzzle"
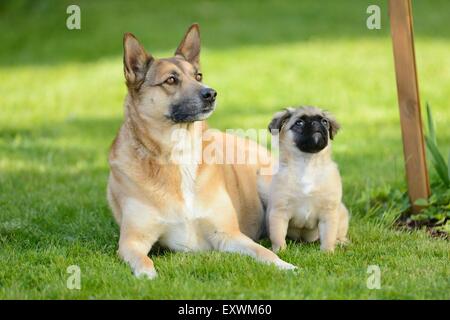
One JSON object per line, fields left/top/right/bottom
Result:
{"left": 169, "top": 88, "right": 218, "bottom": 123}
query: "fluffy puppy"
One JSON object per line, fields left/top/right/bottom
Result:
{"left": 266, "top": 106, "right": 349, "bottom": 252}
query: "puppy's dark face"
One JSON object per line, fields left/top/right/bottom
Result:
{"left": 290, "top": 115, "right": 330, "bottom": 153}
{"left": 268, "top": 106, "right": 340, "bottom": 154}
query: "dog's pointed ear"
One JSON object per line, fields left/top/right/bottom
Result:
{"left": 123, "top": 33, "right": 153, "bottom": 87}
{"left": 268, "top": 109, "right": 293, "bottom": 135}
{"left": 324, "top": 111, "right": 341, "bottom": 139}
{"left": 175, "top": 24, "right": 201, "bottom": 67}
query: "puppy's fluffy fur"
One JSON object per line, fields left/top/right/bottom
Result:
{"left": 266, "top": 106, "right": 349, "bottom": 252}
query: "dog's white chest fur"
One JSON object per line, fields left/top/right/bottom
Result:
{"left": 159, "top": 162, "right": 216, "bottom": 252}
{"left": 179, "top": 163, "right": 197, "bottom": 218}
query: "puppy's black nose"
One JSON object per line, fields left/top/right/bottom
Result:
{"left": 200, "top": 88, "right": 217, "bottom": 102}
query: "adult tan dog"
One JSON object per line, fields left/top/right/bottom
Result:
{"left": 107, "top": 24, "right": 295, "bottom": 279}
{"left": 267, "top": 106, "right": 349, "bottom": 253}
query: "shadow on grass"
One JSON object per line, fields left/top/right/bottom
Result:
{"left": 0, "top": 0, "right": 449, "bottom": 66}
{"left": 0, "top": 116, "right": 122, "bottom": 145}
{"left": 0, "top": 172, "right": 117, "bottom": 254}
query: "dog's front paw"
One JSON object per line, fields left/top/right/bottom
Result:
{"left": 274, "top": 259, "right": 297, "bottom": 271}
{"left": 133, "top": 266, "right": 158, "bottom": 280}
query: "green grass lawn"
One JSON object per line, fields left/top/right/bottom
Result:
{"left": 0, "top": 0, "right": 449, "bottom": 299}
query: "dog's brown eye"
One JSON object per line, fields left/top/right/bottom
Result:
{"left": 166, "top": 76, "right": 176, "bottom": 85}
{"left": 195, "top": 73, "right": 203, "bottom": 82}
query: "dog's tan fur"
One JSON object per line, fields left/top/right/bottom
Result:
{"left": 267, "top": 106, "right": 349, "bottom": 253}
{"left": 107, "top": 24, "right": 295, "bottom": 279}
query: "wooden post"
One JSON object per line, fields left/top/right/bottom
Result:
{"left": 389, "top": 0, "right": 430, "bottom": 213}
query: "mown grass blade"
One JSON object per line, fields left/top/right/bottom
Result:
{"left": 448, "top": 151, "right": 450, "bottom": 182}
{"left": 426, "top": 102, "right": 436, "bottom": 144}
{"left": 425, "top": 136, "right": 450, "bottom": 187}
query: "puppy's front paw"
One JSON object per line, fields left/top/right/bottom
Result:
{"left": 274, "top": 258, "right": 297, "bottom": 271}
{"left": 320, "top": 245, "right": 335, "bottom": 253}
{"left": 337, "top": 238, "right": 350, "bottom": 246}
{"left": 271, "top": 241, "right": 287, "bottom": 253}
{"left": 133, "top": 266, "right": 158, "bottom": 280}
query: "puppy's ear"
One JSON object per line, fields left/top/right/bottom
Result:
{"left": 175, "top": 24, "right": 201, "bottom": 67}
{"left": 324, "top": 111, "right": 341, "bottom": 139}
{"left": 123, "top": 33, "right": 153, "bottom": 88}
{"left": 268, "top": 109, "right": 293, "bottom": 135}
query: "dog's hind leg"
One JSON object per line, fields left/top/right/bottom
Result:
{"left": 212, "top": 232, "right": 297, "bottom": 270}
